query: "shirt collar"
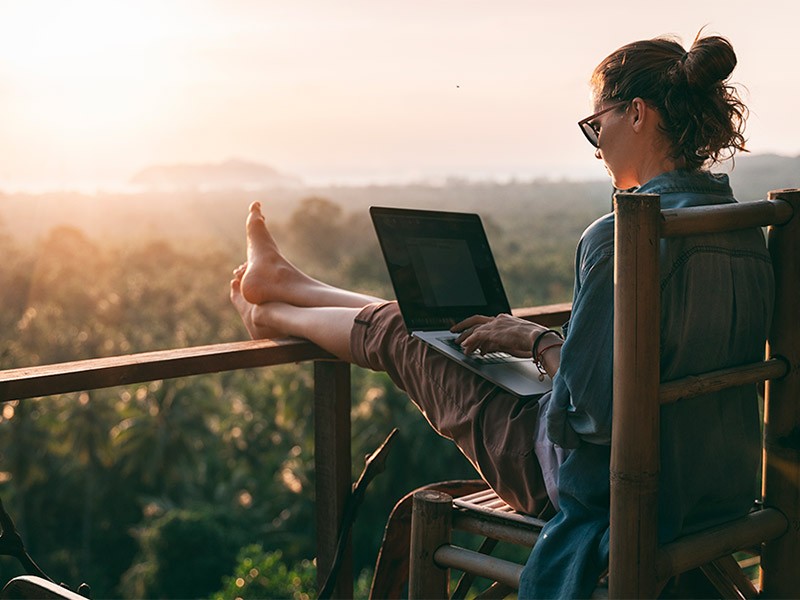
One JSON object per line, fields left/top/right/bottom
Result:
{"left": 635, "top": 169, "right": 732, "bottom": 197}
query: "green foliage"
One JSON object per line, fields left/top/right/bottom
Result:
{"left": 120, "top": 508, "right": 241, "bottom": 599}
{"left": 0, "top": 182, "right": 601, "bottom": 597}
{"left": 213, "top": 545, "right": 316, "bottom": 600}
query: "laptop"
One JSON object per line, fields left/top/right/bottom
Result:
{"left": 370, "top": 206, "right": 553, "bottom": 398}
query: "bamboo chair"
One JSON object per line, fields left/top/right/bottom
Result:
{"left": 404, "top": 187, "right": 800, "bottom": 599}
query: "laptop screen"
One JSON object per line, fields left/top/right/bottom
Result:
{"left": 370, "top": 206, "right": 511, "bottom": 330}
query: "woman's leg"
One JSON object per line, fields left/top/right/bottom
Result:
{"left": 231, "top": 270, "right": 362, "bottom": 361}
{"left": 349, "top": 302, "right": 554, "bottom": 516}
{"left": 239, "top": 202, "right": 383, "bottom": 308}
{"left": 232, "top": 200, "right": 388, "bottom": 359}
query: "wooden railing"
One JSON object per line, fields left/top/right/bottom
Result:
{"left": 0, "top": 302, "right": 571, "bottom": 597}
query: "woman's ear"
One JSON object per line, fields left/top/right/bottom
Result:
{"left": 630, "top": 97, "right": 648, "bottom": 132}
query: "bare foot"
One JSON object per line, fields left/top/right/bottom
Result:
{"left": 239, "top": 202, "right": 306, "bottom": 305}
{"left": 230, "top": 270, "right": 284, "bottom": 339}
{"left": 238, "top": 201, "right": 385, "bottom": 309}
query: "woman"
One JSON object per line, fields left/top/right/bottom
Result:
{"left": 231, "top": 33, "right": 772, "bottom": 598}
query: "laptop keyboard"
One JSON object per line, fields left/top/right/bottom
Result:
{"left": 439, "top": 337, "right": 516, "bottom": 364}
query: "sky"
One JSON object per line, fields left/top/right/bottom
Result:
{"left": 0, "top": 0, "right": 798, "bottom": 189}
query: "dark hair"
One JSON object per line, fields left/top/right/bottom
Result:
{"left": 591, "top": 33, "right": 748, "bottom": 170}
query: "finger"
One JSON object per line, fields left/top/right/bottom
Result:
{"left": 460, "top": 333, "right": 481, "bottom": 354}
{"left": 461, "top": 328, "right": 497, "bottom": 355}
{"left": 454, "top": 327, "right": 475, "bottom": 345}
{"left": 450, "top": 314, "right": 492, "bottom": 332}
{"left": 455, "top": 321, "right": 492, "bottom": 345}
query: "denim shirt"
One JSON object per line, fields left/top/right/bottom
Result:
{"left": 520, "top": 169, "right": 774, "bottom": 599}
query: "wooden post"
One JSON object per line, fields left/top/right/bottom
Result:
{"left": 314, "top": 361, "right": 352, "bottom": 599}
{"left": 610, "top": 193, "right": 662, "bottom": 599}
{"left": 762, "top": 188, "right": 800, "bottom": 599}
{"left": 409, "top": 490, "right": 452, "bottom": 600}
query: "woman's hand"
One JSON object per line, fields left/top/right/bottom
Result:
{"left": 451, "top": 313, "right": 549, "bottom": 358}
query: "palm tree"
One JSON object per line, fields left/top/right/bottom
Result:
{"left": 0, "top": 400, "right": 57, "bottom": 542}
{"left": 55, "top": 390, "right": 117, "bottom": 573}
{"left": 111, "top": 378, "right": 220, "bottom": 503}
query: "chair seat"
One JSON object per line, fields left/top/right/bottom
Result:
{"left": 453, "top": 488, "right": 548, "bottom": 529}
{"left": 409, "top": 486, "right": 612, "bottom": 599}
{"left": 410, "top": 484, "right": 769, "bottom": 599}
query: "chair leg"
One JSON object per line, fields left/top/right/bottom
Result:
{"left": 699, "top": 562, "right": 744, "bottom": 600}
{"left": 409, "top": 490, "right": 453, "bottom": 600}
{"left": 658, "top": 568, "right": 719, "bottom": 599}
{"left": 474, "top": 581, "right": 514, "bottom": 600}
{"left": 700, "top": 555, "right": 759, "bottom": 600}
{"left": 370, "top": 480, "right": 487, "bottom": 600}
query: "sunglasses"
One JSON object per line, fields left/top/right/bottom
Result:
{"left": 578, "top": 101, "right": 628, "bottom": 148}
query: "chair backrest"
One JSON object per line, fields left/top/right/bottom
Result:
{"left": 610, "top": 188, "right": 800, "bottom": 598}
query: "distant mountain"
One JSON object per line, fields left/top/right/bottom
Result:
{"left": 125, "top": 153, "right": 796, "bottom": 196}
{"left": 722, "top": 153, "right": 800, "bottom": 201}
{"left": 130, "top": 158, "right": 303, "bottom": 189}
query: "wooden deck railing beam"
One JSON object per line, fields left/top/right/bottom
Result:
{"left": 512, "top": 302, "right": 572, "bottom": 327}
{"left": 0, "top": 304, "right": 573, "bottom": 405}
{"left": 0, "top": 338, "right": 333, "bottom": 402}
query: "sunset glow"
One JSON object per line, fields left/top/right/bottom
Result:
{"left": 1, "top": 0, "right": 798, "bottom": 189}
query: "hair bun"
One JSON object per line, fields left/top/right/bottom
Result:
{"left": 683, "top": 35, "right": 737, "bottom": 88}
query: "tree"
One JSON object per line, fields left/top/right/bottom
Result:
{"left": 55, "top": 391, "right": 116, "bottom": 574}
{"left": 120, "top": 508, "right": 240, "bottom": 599}
{"left": 111, "top": 379, "right": 220, "bottom": 501}
{"left": 286, "top": 197, "right": 345, "bottom": 270}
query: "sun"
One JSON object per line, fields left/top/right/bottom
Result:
{"left": 0, "top": 1, "right": 187, "bottom": 163}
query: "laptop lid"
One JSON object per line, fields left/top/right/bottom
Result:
{"left": 370, "top": 206, "right": 511, "bottom": 331}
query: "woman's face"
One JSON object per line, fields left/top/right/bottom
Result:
{"left": 589, "top": 98, "right": 640, "bottom": 190}
{"left": 586, "top": 93, "right": 677, "bottom": 190}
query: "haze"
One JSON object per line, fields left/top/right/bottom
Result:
{"left": 1, "top": 0, "right": 798, "bottom": 189}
